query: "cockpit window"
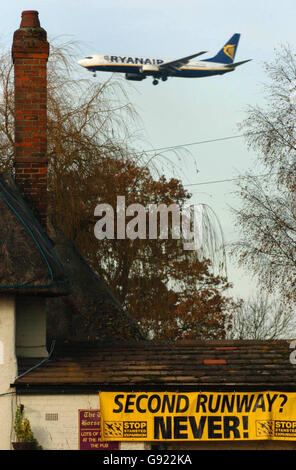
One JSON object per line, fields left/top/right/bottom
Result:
{"left": 85, "top": 56, "right": 93, "bottom": 59}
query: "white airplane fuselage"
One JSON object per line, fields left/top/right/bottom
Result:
{"left": 78, "top": 54, "right": 233, "bottom": 80}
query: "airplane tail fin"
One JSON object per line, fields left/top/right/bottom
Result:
{"left": 205, "top": 33, "right": 240, "bottom": 64}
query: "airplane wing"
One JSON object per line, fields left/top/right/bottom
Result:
{"left": 158, "top": 51, "right": 208, "bottom": 72}
{"left": 225, "top": 59, "right": 252, "bottom": 68}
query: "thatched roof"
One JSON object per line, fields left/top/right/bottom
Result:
{"left": 0, "top": 172, "right": 144, "bottom": 341}
{"left": 0, "top": 174, "right": 69, "bottom": 296}
{"left": 46, "top": 223, "right": 145, "bottom": 342}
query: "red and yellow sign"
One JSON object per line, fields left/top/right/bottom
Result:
{"left": 100, "top": 392, "right": 296, "bottom": 441}
{"left": 79, "top": 409, "right": 119, "bottom": 450}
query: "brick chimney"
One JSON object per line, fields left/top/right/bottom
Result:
{"left": 12, "top": 11, "right": 49, "bottom": 228}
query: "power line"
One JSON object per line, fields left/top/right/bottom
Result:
{"left": 183, "top": 173, "right": 271, "bottom": 187}
{"left": 142, "top": 134, "right": 245, "bottom": 154}
{"left": 142, "top": 132, "right": 268, "bottom": 187}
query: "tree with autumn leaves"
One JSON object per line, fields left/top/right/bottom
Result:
{"left": 50, "top": 150, "right": 236, "bottom": 340}
{"left": 0, "top": 41, "right": 237, "bottom": 340}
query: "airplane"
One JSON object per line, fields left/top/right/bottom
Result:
{"left": 78, "top": 34, "right": 251, "bottom": 85}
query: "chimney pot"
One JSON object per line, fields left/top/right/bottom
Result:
{"left": 20, "top": 10, "right": 40, "bottom": 28}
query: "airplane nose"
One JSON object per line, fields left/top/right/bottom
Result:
{"left": 78, "top": 58, "right": 89, "bottom": 67}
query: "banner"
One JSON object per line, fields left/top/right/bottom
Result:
{"left": 99, "top": 391, "right": 296, "bottom": 441}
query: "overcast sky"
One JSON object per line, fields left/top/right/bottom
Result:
{"left": 3, "top": 0, "right": 295, "bottom": 300}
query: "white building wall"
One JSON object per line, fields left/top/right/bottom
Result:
{"left": 18, "top": 393, "right": 148, "bottom": 451}
{"left": 0, "top": 296, "right": 17, "bottom": 450}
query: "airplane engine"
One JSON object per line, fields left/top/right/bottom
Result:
{"left": 125, "top": 73, "right": 145, "bottom": 81}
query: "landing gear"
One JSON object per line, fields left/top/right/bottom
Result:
{"left": 93, "top": 72, "right": 97, "bottom": 77}
{"left": 152, "top": 76, "right": 168, "bottom": 85}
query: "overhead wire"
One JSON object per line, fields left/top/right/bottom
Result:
{"left": 183, "top": 173, "right": 270, "bottom": 187}
{"left": 142, "top": 133, "right": 245, "bottom": 154}
{"left": 141, "top": 132, "right": 267, "bottom": 187}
